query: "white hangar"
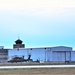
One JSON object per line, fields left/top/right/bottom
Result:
{"left": 8, "top": 46, "right": 75, "bottom": 63}
{"left": 8, "top": 39, "right": 75, "bottom": 63}
{"left": 0, "top": 39, "right": 75, "bottom": 63}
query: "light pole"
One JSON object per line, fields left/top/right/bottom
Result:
{"left": 45, "top": 48, "right": 46, "bottom": 62}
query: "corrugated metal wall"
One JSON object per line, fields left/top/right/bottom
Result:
{"left": 66, "top": 51, "right": 71, "bottom": 62}
{"left": 52, "top": 51, "right": 71, "bottom": 62}
{"left": 53, "top": 51, "right": 65, "bottom": 62}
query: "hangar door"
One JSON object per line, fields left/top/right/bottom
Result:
{"left": 53, "top": 51, "right": 66, "bottom": 62}
{"left": 65, "top": 51, "right": 71, "bottom": 62}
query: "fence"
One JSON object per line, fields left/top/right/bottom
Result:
{"left": 0, "top": 61, "right": 74, "bottom": 66}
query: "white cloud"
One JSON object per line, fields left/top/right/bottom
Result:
{"left": 0, "top": 0, "right": 75, "bottom": 15}
{"left": 0, "top": 0, "right": 75, "bottom": 37}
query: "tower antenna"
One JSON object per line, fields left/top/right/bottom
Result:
{"left": 18, "top": 33, "right": 20, "bottom": 39}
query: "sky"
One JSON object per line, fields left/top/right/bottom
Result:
{"left": 0, "top": 0, "right": 75, "bottom": 49}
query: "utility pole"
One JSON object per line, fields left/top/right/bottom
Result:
{"left": 45, "top": 48, "right": 46, "bottom": 62}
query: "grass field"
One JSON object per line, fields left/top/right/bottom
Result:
{"left": 0, "top": 68, "right": 75, "bottom": 75}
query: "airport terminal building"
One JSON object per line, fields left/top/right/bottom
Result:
{"left": 0, "top": 39, "right": 75, "bottom": 63}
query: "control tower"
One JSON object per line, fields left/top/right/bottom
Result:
{"left": 13, "top": 39, "right": 25, "bottom": 49}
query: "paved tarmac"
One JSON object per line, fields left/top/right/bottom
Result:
{"left": 0, "top": 65, "right": 75, "bottom": 69}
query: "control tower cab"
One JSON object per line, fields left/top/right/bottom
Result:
{"left": 13, "top": 39, "right": 25, "bottom": 49}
